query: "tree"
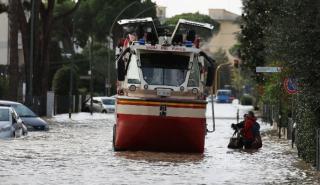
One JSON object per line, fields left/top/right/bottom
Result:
{"left": 239, "top": 0, "right": 270, "bottom": 84}
{"left": 52, "top": 65, "right": 79, "bottom": 95}
{"left": 7, "top": 0, "right": 19, "bottom": 100}
{"left": 0, "top": 0, "right": 82, "bottom": 98}
{"left": 73, "top": 0, "right": 157, "bottom": 48}
{"left": 239, "top": 0, "right": 320, "bottom": 164}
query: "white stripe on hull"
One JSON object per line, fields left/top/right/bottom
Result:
{"left": 116, "top": 104, "right": 205, "bottom": 118}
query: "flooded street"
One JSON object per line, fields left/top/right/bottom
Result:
{"left": 1, "top": 103, "right": 319, "bottom": 185}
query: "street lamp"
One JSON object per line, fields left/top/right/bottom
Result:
{"left": 106, "top": 1, "right": 139, "bottom": 96}
{"left": 214, "top": 62, "right": 231, "bottom": 94}
{"left": 88, "top": 36, "right": 93, "bottom": 115}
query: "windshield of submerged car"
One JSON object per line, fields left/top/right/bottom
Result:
{"left": 217, "top": 90, "right": 231, "bottom": 96}
{"left": 12, "top": 104, "right": 37, "bottom": 117}
{"left": 102, "top": 99, "right": 115, "bottom": 105}
{"left": 140, "top": 52, "right": 190, "bottom": 86}
{"left": 0, "top": 109, "right": 9, "bottom": 121}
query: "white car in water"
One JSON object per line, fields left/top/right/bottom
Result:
{"left": 0, "top": 106, "right": 27, "bottom": 138}
{"left": 84, "top": 97, "right": 115, "bottom": 113}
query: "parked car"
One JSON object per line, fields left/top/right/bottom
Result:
{"left": 0, "top": 106, "right": 27, "bottom": 138}
{"left": 215, "top": 89, "right": 234, "bottom": 103}
{"left": 83, "top": 97, "right": 115, "bottom": 113}
{"left": 0, "top": 100, "right": 49, "bottom": 131}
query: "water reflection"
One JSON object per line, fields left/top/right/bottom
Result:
{"left": 115, "top": 151, "right": 204, "bottom": 163}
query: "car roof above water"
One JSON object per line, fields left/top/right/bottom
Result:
{"left": 0, "top": 100, "right": 21, "bottom": 106}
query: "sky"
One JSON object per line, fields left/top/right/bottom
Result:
{"left": 152, "top": 0, "right": 243, "bottom": 17}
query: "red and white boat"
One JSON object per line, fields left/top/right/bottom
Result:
{"left": 113, "top": 18, "right": 215, "bottom": 153}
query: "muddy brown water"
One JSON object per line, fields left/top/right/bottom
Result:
{"left": 0, "top": 110, "right": 319, "bottom": 185}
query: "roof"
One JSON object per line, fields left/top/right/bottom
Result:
{"left": 0, "top": 100, "right": 21, "bottom": 105}
{"left": 208, "top": 9, "right": 240, "bottom": 21}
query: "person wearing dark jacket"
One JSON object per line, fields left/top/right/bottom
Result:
{"left": 230, "top": 111, "right": 262, "bottom": 149}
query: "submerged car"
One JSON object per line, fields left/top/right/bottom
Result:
{"left": 0, "top": 106, "right": 27, "bottom": 138}
{"left": 0, "top": 100, "right": 49, "bottom": 131}
{"left": 83, "top": 97, "right": 115, "bottom": 113}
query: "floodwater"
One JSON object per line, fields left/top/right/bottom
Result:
{"left": 1, "top": 103, "right": 320, "bottom": 185}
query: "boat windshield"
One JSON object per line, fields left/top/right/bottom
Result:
{"left": 140, "top": 53, "right": 189, "bottom": 86}
{"left": 0, "top": 109, "right": 9, "bottom": 121}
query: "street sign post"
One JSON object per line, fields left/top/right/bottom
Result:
{"left": 284, "top": 78, "right": 299, "bottom": 94}
{"left": 256, "top": 67, "right": 281, "bottom": 73}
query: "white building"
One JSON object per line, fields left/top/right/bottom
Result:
{"left": 0, "top": 0, "right": 8, "bottom": 66}
{"left": 0, "top": 0, "right": 24, "bottom": 68}
{"left": 208, "top": 9, "right": 240, "bottom": 54}
{"left": 156, "top": 6, "right": 166, "bottom": 23}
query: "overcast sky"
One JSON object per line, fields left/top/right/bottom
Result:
{"left": 152, "top": 0, "right": 243, "bottom": 17}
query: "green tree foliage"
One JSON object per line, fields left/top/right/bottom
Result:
{"left": 50, "top": 0, "right": 157, "bottom": 96}
{"left": 239, "top": 0, "right": 270, "bottom": 84}
{"left": 73, "top": 0, "right": 157, "bottom": 47}
{"left": 52, "top": 65, "right": 79, "bottom": 95}
{"left": 240, "top": 0, "right": 320, "bottom": 164}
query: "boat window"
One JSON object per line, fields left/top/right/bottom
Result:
{"left": 188, "top": 60, "right": 200, "bottom": 87}
{"left": 127, "top": 55, "right": 141, "bottom": 84}
{"left": 140, "top": 53, "right": 189, "bottom": 86}
{"left": 0, "top": 109, "right": 9, "bottom": 121}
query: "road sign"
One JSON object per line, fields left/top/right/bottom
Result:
{"left": 80, "top": 76, "right": 90, "bottom": 80}
{"left": 284, "top": 78, "right": 299, "bottom": 94}
{"left": 256, "top": 67, "right": 281, "bottom": 73}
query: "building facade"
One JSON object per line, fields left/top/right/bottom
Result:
{"left": 208, "top": 9, "right": 240, "bottom": 55}
{"left": 207, "top": 9, "right": 240, "bottom": 91}
{"left": 0, "top": 1, "right": 8, "bottom": 66}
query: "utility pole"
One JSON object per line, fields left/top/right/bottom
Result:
{"left": 214, "top": 62, "right": 231, "bottom": 94}
{"left": 69, "top": 19, "right": 76, "bottom": 119}
{"left": 88, "top": 36, "right": 93, "bottom": 115}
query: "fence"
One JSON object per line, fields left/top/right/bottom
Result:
{"left": 25, "top": 94, "right": 89, "bottom": 117}
{"left": 317, "top": 129, "right": 320, "bottom": 171}
{"left": 261, "top": 104, "right": 279, "bottom": 125}
{"left": 54, "top": 95, "right": 87, "bottom": 115}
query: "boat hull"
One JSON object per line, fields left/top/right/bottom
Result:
{"left": 114, "top": 98, "right": 207, "bottom": 153}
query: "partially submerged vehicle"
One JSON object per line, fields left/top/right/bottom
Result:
{"left": 0, "top": 100, "right": 49, "bottom": 131}
{"left": 0, "top": 106, "right": 27, "bottom": 138}
{"left": 113, "top": 18, "right": 216, "bottom": 153}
